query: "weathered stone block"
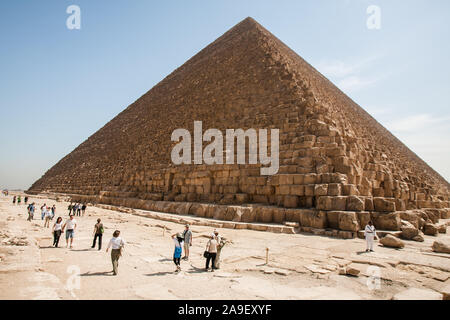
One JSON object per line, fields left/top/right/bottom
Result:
{"left": 373, "top": 197, "right": 396, "bottom": 212}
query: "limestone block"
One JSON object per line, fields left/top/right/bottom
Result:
{"left": 373, "top": 197, "right": 396, "bottom": 212}
{"left": 346, "top": 195, "right": 365, "bottom": 211}
{"left": 314, "top": 184, "right": 328, "bottom": 196}
{"left": 371, "top": 212, "right": 401, "bottom": 231}
{"left": 283, "top": 195, "right": 299, "bottom": 208}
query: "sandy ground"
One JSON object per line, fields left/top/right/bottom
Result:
{"left": 0, "top": 193, "right": 449, "bottom": 300}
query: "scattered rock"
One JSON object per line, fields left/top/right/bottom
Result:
{"left": 6, "top": 216, "right": 15, "bottom": 221}
{"left": 440, "top": 284, "right": 450, "bottom": 300}
{"left": 338, "top": 266, "right": 360, "bottom": 277}
{"left": 431, "top": 241, "right": 450, "bottom": 254}
{"left": 437, "top": 224, "right": 447, "bottom": 234}
{"left": 412, "top": 234, "right": 424, "bottom": 242}
{"left": 392, "top": 288, "right": 443, "bottom": 300}
{"left": 400, "top": 226, "right": 419, "bottom": 240}
{"left": 2, "top": 236, "right": 29, "bottom": 246}
{"left": 423, "top": 223, "right": 438, "bottom": 236}
{"left": 274, "top": 269, "right": 290, "bottom": 276}
{"left": 380, "top": 234, "right": 405, "bottom": 248}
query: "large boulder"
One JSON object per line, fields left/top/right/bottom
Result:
{"left": 299, "top": 210, "right": 328, "bottom": 229}
{"left": 401, "top": 226, "right": 419, "bottom": 240}
{"left": 380, "top": 234, "right": 405, "bottom": 249}
{"left": 338, "top": 211, "right": 360, "bottom": 232}
{"left": 432, "top": 241, "right": 450, "bottom": 254}
{"left": 423, "top": 223, "right": 438, "bottom": 236}
{"left": 373, "top": 197, "right": 396, "bottom": 212}
{"left": 346, "top": 196, "right": 365, "bottom": 211}
{"left": 371, "top": 212, "right": 401, "bottom": 231}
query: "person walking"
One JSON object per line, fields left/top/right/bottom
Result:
{"left": 171, "top": 233, "right": 183, "bottom": 272}
{"left": 182, "top": 224, "right": 192, "bottom": 260}
{"left": 68, "top": 203, "right": 73, "bottom": 215}
{"left": 52, "top": 217, "right": 63, "bottom": 247}
{"left": 76, "top": 204, "right": 81, "bottom": 216}
{"left": 40, "top": 203, "right": 46, "bottom": 220}
{"left": 91, "top": 218, "right": 104, "bottom": 250}
{"left": 44, "top": 207, "right": 52, "bottom": 228}
{"left": 62, "top": 214, "right": 77, "bottom": 248}
{"left": 12, "top": 196, "right": 16, "bottom": 205}
{"left": 27, "top": 203, "right": 35, "bottom": 221}
{"left": 17, "top": 195, "right": 21, "bottom": 205}
{"left": 106, "top": 230, "right": 125, "bottom": 275}
{"left": 24, "top": 196, "right": 28, "bottom": 205}
{"left": 51, "top": 205, "right": 56, "bottom": 219}
{"left": 205, "top": 234, "right": 218, "bottom": 272}
{"left": 364, "top": 220, "right": 378, "bottom": 252}
{"left": 81, "top": 203, "right": 87, "bottom": 216}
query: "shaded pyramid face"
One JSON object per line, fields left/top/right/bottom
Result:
{"left": 29, "top": 17, "right": 449, "bottom": 231}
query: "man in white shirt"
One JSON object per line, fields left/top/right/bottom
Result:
{"left": 106, "top": 230, "right": 125, "bottom": 275}
{"left": 62, "top": 214, "right": 77, "bottom": 248}
{"left": 43, "top": 207, "right": 52, "bottom": 228}
{"left": 364, "top": 220, "right": 377, "bottom": 252}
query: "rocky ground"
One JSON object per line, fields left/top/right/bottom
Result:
{"left": 0, "top": 194, "right": 449, "bottom": 300}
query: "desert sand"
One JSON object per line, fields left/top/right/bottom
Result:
{"left": 0, "top": 193, "right": 449, "bottom": 300}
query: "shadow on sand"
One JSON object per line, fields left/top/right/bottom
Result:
{"left": 80, "top": 271, "right": 114, "bottom": 277}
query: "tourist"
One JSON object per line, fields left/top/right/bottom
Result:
{"left": 27, "top": 202, "right": 35, "bottom": 221}
{"left": 68, "top": 203, "right": 73, "bottom": 215}
{"left": 44, "top": 207, "right": 52, "bottom": 228}
{"left": 214, "top": 229, "right": 225, "bottom": 269}
{"left": 91, "top": 218, "right": 104, "bottom": 250}
{"left": 76, "top": 203, "right": 81, "bottom": 216}
{"left": 52, "top": 217, "right": 63, "bottom": 247}
{"left": 106, "top": 230, "right": 125, "bottom": 275}
{"left": 51, "top": 205, "right": 56, "bottom": 219}
{"left": 17, "top": 195, "right": 21, "bottom": 205}
{"left": 12, "top": 196, "right": 16, "bottom": 205}
{"left": 81, "top": 203, "right": 87, "bottom": 216}
{"left": 205, "top": 234, "right": 218, "bottom": 272}
{"left": 40, "top": 203, "right": 47, "bottom": 220}
{"left": 62, "top": 214, "right": 77, "bottom": 248}
{"left": 73, "top": 203, "right": 79, "bottom": 216}
{"left": 364, "top": 220, "right": 377, "bottom": 252}
{"left": 24, "top": 196, "right": 28, "bottom": 205}
{"left": 182, "top": 224, "right": 192, "bottom": 260}
{"left": 171, "top": 233, "right": 183, "bottom": 272}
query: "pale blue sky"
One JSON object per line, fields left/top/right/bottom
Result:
{"left": 0, "top": 0, "right": 449, "bottom": 189}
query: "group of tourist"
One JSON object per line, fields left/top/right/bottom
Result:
{"left": 68, "top": 203, "right": 87, "bottom": 216}
{"left": 1, "top": 190, "right": 8, "bottom": 196}
{"left": 12, "top": 195, "right": 29, "bottom": 205}
{"left": 171, "top": 224, "right": 225, "bottom": 273}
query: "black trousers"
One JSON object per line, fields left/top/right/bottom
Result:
{"left": 92, "top": 234, "right": 102, "bottom": 249}
{"left": 173, "top": 257, "right": 180, "bottom": 266}
{"left": 206, "top": 253, "right": 217, "bottom": 269}
{"left": 53, "top": 230, "right": 61, "bottom": 247}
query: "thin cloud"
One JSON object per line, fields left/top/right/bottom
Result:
{"left": 387, "top": 113, "right": 450, "bottom": 132}
{"left": 314, "top": 55, "right": 385, "bottom": 93}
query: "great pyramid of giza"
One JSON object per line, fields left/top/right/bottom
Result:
{"left": 28, "top": 17, "right": 450, "bottom": 236}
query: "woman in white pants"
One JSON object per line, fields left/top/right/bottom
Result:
{"left": 364, "top": 221, "right": 377, "bottom": 252}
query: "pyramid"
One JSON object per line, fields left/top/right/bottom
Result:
{"left": 28, "top": 17, "right": 450, "bottom": 235}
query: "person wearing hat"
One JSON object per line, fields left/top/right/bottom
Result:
{"left": 182, "top": 224, "right": 193, "bottom": 260}
{"left": 213, "top": 229, "right": 224, "bottom": 269}
{"left": 171, "top": 232, "right": 184, "bottom": 272}
{"left": 205, "top": 234, "right": 218, "bottom": 272}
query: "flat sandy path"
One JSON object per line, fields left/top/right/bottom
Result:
{"left": 0, "top": 194, "right": 448, "bottom": 299}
